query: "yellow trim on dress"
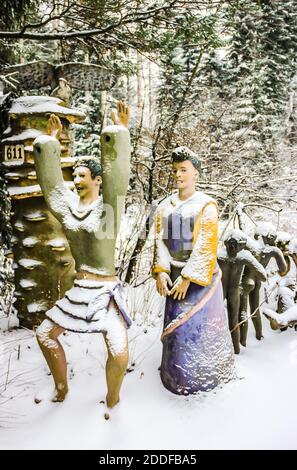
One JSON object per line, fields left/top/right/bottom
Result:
{"left": 181, "top": 201, "right": 218, "bottom": 286}
{"left": 152, "top": 265, "right": 171, "bottom": 276}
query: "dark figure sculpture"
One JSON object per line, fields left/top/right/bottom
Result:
{"left": 263, "top": 277, "right": 296, "bottom": 332}
{"left": 263, "top": 302, "right": 297, "bottom": 331}
{"left": 239, "top": 224, "right": 287, "bottom": 347}
{"left": 218, "top": 229, "right": 266, "bottom": 354}
{"left": 277, "top": 278, "right": 296, "bottom": 312}
{"left": 276, "top": 234, "right": 297, "bottom": 277}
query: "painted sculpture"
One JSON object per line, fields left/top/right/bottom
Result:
{"left": 239, "top": 223, "right": 287, "bottom": 347}
{"left": 152, "top": 146, "right": 235, "bottom": 395}
{"left": 34, "top": 102, "right": 131, "bottom": 408}
{"left": 218, "top": 229, "right": 266, "bottom": 354}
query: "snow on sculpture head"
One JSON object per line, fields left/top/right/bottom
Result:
{"left": 224, "top": 229, "right": 247, "bottom": 257}
{"left": 171, "top": 146, "right": 201, "bottom": 172}
{"left": 33, "top": 134, "right": 60, "bottom": 157}
{"left": 276, "top": 230, "right": 291, "bottom": 251}
{"left": 171, "top": 147, "right": 201, "bottom": 190}
{"left": 255, "top": 222, "right": 277, "bottom": 246}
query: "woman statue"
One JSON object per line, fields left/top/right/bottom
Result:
{"left": 153, "top": 147, "right": 235, "bottom": 395}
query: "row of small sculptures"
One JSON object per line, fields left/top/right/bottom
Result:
{"left": 218, "top": 225, "right": 297, "bottom": 354}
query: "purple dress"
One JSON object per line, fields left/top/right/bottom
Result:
{"left": 153, "top": 192, "right": 235, "bottom": 395}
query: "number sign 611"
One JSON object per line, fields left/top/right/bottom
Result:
{"left": 4, "top": 145, "right": 25, "bottom": 163}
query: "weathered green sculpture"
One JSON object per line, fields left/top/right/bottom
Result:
{"left": 34, "top": 103, "right": 131, "bottom": 408}
{"left": 218, "top": 229, "right": 267, "bottom": 354}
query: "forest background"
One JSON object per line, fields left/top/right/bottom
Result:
{"left": 0, "top": 1, "right": 297, "bottom": 450}
{"left": 0, "top": 0, "right": 297, "bottom": 309}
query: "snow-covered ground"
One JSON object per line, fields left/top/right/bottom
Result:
{"left": 0, "top": 312, "right": 297, "bottom": 450}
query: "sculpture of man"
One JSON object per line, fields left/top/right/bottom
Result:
{"left": 239, "top": 223, "right": 287, "bottom": 347}
{"left": 153, "top": 146, "right": 235, "bottom": 395}
{"left": 218, "top": 229, "right": 267, "bottom": 354}
{"left": 33, "top": 102, "right": 131, "bottom": 408}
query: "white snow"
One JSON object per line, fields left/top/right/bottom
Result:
{"left": 27, "top": 301, "right": 48, "bottom": 314}
{"left": 18, "top": 259, "right": 43, "bottom": 269}
{"left": 22, "top": 237, "right": 38, "bottom": 248}
{"left": 101, "top": 124, "right": 127, "bottom": 134}
{"left": 14, "top": 221, "right": 25, "bottom": 232}
{"left": 23, "top": 211, "right": 47, "bottom": 221}
{"left": 2, "top": 129, "right": 43, "bottom": 143}
{"left": 245, "top": 235, "right": 262, "bottom": 256}
{"left": 9, "top": 185, "right": 42, "bottom": 197}
{"left": 9, "top": 181, "right": 74, "bottom": 198}
{"left": 237, "top": 250, "right": 267, "bottom": 278}
{"left": 255, "top": 222, "right": 277, "bottom": 238}
{"left": 288, "top": 238, "right": 297, "bottom": 255}
{"left": 45, "top": 238, "right": 65, "bottom": 249}
{"left": 0, "top": 312, "right": 19, "bottom": 331}
{"left": 0, "top": 315, "right": 296, "bottom": 450}
{"left": 4, "top": 173, "right": 23, "bottom": 180}
{"left": 9, "top": 96, "right": 85, "bottom": 123}
{"left": 224, "top": 228, "right": 247, "bottom": 242}
{"left": 263, "top": 305, "right": 297, "bottom": 326}
{"left": 276, "top": 231, "right": 291, "bottom": 244}
{"left": 19, "top": 279, "right": 37, "bottom": 289}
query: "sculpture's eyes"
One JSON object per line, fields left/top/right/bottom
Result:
{"left": 105, "top": 135, "right": 111, "bottom": 142}
{"left": 35, "top": 145, "right": 41, "bottom": 153}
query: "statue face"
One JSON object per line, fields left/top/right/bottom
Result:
{"left": 172, "top": 160, "right": 198, "bottom": 190}
{"left": 225, "top": 238, "right": 245, "bottom": 257}
{"left": 73, "top": 166, "right": 100, "bottom": 199}
{"left": 262, "top": 234, "right": 276, "bottom": 246}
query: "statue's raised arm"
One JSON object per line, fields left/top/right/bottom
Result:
{"left": 100, "top": 101, "right": 131, "bottom": 235}
{"left": 33, "top": 114, "right": 72, "bottom": 222}
{"left": 111, "top": 100, "right": 130, "bottom": 128}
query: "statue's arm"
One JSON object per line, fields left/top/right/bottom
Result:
{"left": 240, "top": 250, "right": 267, "bottom": 282}
{"left": 33, "top": 114, "right": 71, "bottom": 221}
{"left": 100, "top": 102, "right": 131, "bottom": 235}
{"left": 270, "top": 247, "right": 288, "bottom": 275}
{"left": 181, "top": 202, "right": 218, "bottom": 286}
{"left": 152, "top": 209, "right": 171, "bottom": 278}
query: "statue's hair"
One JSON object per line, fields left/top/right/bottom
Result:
{"left": 255, "top": 222, "right": 277, "bottom": 239}
{"left": 73, "top": 156, "right": 101, "bottom": 179}
{"left": 224, "top": 229, "right": 247, "bottom": 243}
{"left": 171, "top": 146, "right": 201, "bottom": 171}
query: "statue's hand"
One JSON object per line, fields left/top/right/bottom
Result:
{"left": 156, "top": 272, "right": 172, "bottom": 297}
{"left": 170, "top": 276, "right": 190, "bottom": 300}
{"left": 111, "top": 101, "right": 130, "bottom": 127}
{"left": 47, "top": 114, "right": 62, "bottom": 139}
